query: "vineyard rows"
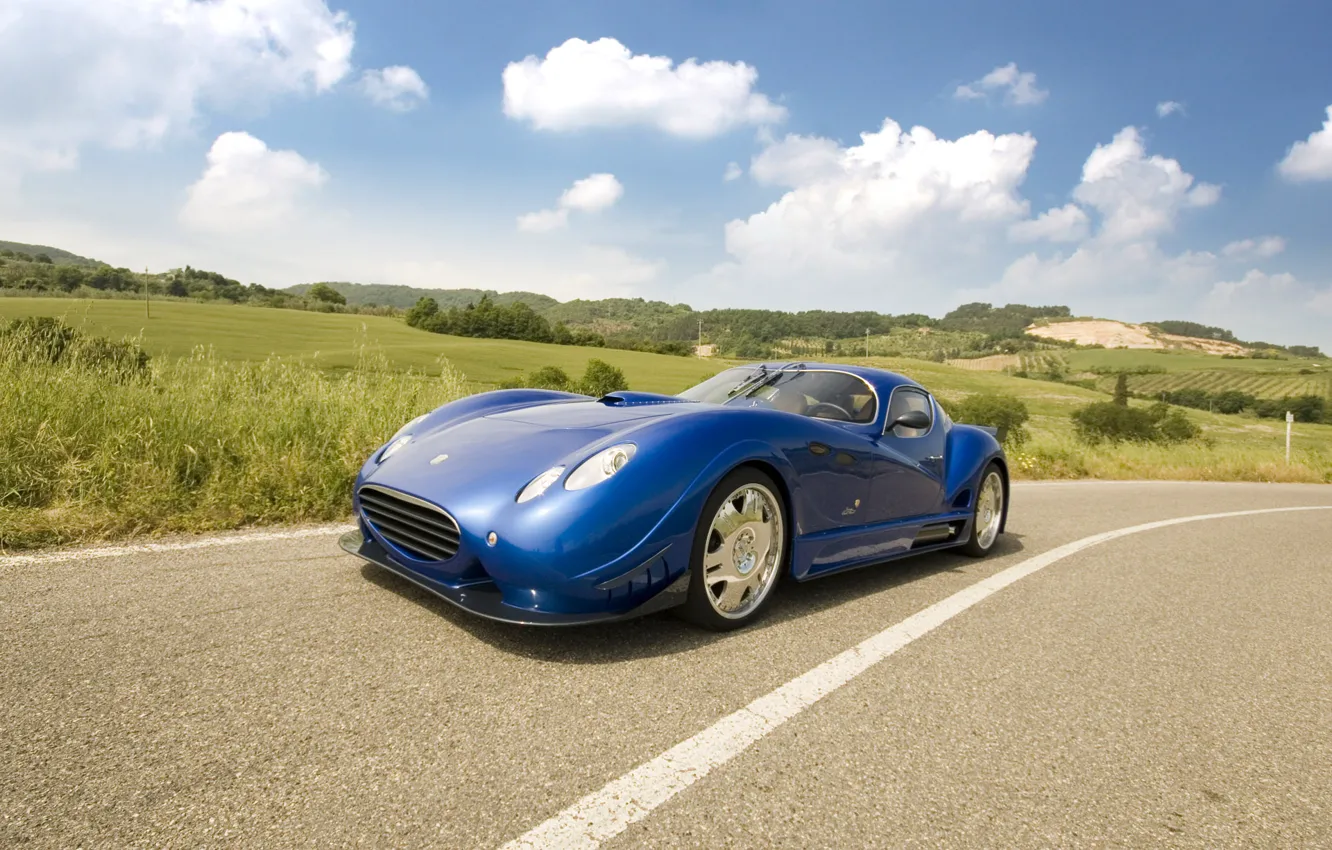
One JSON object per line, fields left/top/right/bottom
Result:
{"left": 1117, "top": 371, "right": 1332, "bottom": 399}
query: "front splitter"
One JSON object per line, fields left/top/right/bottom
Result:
{"left": 338, "top": 529, "right": 689, "bottom": 626}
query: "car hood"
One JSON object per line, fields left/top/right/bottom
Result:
{"left": 360, "top": 397, "right": 697, "bottom": 504}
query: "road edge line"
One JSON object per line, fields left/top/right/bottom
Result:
{"left": 500, "top": 505, "right": 1332, "bottom": 850}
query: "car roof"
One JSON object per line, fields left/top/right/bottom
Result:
{"left": 742, "top": 361, "right": 926, "bottom": 395}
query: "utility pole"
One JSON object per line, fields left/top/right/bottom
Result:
{"left": 144, "top": 267, "right": 150, "bottom": 319}
{"left": 865, "top": 329, "right": 870, "bottom": 358}
{"left": 698, "top": 319, "right": 703, "bottom": 350}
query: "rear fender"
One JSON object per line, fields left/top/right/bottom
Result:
{"left": 944, "top": 424, "right": 1004, "bottom": 510}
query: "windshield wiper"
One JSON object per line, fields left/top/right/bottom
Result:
{"left": 737, "top": 362, "right": 804, "bottom": 399}
{"left": 725, "top": 365, "right": 769, "bottom": 398}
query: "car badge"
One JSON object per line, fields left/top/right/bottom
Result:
{"left": 430, "top": 454, "right": 449, "bottom": 465}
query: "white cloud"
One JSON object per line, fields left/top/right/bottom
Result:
{"left": 359, "top": 66, "right": 429, "bottom": 112}
{"left": 1221, "top": 236, "right": 1286, "bottom": 261}
{"left": 1207, "top": 269, "right": 1300, "bottom": 309}
{"left": 1008, "top": 203, "right": 1089, "bottom": 243}
{"left": 518, "top": 172, "right": 623, "bottom": 232}
{"left": 749, "top": 134, "right": 844, "bottom": 187}
{"left": 723, "top": 162, "right": 743, "bottom": 182}
{"left": 959, "top": 128, "right": 1234, "bottom": 321}
{"left": 1073, "top": 126, "right": 1220, "bottom": 243}
{"left": 552, "top": 245, "right": 665, "bottom": 298}
{"left": 1277, "top": 106, "right": 1332, "bottom": 182}
{"left": 501, "top": 37, "right": 786, "bottom": 137}
{"left": 180, "top": 132, "right": 328, "bottom": 233}
{"left": 0, "top": 0, "right": 357, "bottom": 178}
{"left": 559, "top": 172, "right": 624, "bottom": 212}
{"left": 1156, "top": 100, "right": 1184, "bottom": 118}
{"left": 702, "top": 118, "right": 1036, "bottom": 309}
{"left": 515, "top": 209, "right": 570, "bottom": 234}
{"left": 955, "top": 62, "right": 1048, "bottom": 106}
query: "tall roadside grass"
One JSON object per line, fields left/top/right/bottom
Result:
{"left": 1007, "top": 437, "right": 1332, "bottom": 483}
{"left": 1, "top": 325, "right": 467, "bottom": 550}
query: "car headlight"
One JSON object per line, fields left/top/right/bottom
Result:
{"left": 517, "top": 466, "right": 565, "bottom": 503}
{"left": 565, "top": 443, "right": 636, "bottom": 491}
{"left": 375, "top": 414, "right": 428, "bottom": 463}
{"left": 378, "top": 434, "right": 413, "bottom": 462}
{"left": 391, "top": 414, "right": 427, "bottom": 441}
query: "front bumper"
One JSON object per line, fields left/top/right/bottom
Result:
{"left": 339, "top": 529, "right": 690, "bottom": 626}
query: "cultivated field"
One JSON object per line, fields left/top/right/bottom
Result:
{"left": 948, "top": 346, "right": 1331, "bottom": 401}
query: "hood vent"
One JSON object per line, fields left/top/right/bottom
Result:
{"left": 597, "top": 391, "right": 692, "bottom": 407}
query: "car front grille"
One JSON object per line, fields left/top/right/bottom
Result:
{"left": 358, "top": 485, "right": 461, "bottom": 562}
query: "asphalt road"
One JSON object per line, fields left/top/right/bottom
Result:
{"left": 3, "top": 481, "right": 1331, "bottom": 849}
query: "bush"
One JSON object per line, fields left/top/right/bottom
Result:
{"left": 0, "top": 317, "right": 150, "bottom": 382}
{"left": 947, "top": 393, "right": 1030, "bottom": 446}
{"left": 1071, "top": 401, "right": 1201, "bottom": 445}
{"left": 498, "top": 359, "right": 630, "bottom": 397}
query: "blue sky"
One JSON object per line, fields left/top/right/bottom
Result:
{"left": 3, "top": 0, "right": 1332, "bottom": 349}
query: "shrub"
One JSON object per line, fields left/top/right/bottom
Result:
{"left": 0, "top": 316, "right": 151, "bottom": 382}
{"left": 947, "top": 393, "right": 1030, "bottom": 446}
{"left": 1149, "top": 403, "right": 1202, "bottom": 443}
{"left": 498, "top": 365, "right": 575, "bottom": 391}
{"left": 497, "top": 359, "right": 630, "bottom": 397}
{"left": 1071, "top": 401, "right": 1201, "bottom": 445}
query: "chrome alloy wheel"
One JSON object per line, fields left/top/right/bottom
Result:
{"left": 702, "top": 483, "right": 784, "bottom": 619}
{"left": 976, "top": 470, "right": 1004, "bottom": 550}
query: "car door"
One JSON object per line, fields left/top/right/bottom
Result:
{"left": 869, "top": 386, "right": 946, "bottom": 519}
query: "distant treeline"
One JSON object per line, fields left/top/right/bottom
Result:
{"left": 404, "top": 295, "right": 694, "bottom": 355}
{"left": 1151, "top": 319, "right": 1324, "bottom": 359}
{"left": 0, "top": 253, "right": 392, "bottom": 316}
{"left": 1150, "top": 387, "right": 1329, "bottom": 423}
{"left": 6, "top": 239, "right": 1327, "bottom": 362}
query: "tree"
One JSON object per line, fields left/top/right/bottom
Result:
{"left": 34, "top": 253, "right": 54, "bottom": 264}
{"left": 307, "top": 283, "right": 346, "bottom": 305}
{"left": 404, "top": 297, "right": 440, "bottom": 329}
{"left": 578, "top": 359, "right": 628, "bottom": 397}
{"left": 1112, "top": 373, "right": 1129, "bottom": 406}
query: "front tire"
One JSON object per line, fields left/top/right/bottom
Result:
{"left": 678, "top": 467, "right": 788, "bottom": 631}
{"left": 958, "top": 463, "right": 1005, "bottom": 557}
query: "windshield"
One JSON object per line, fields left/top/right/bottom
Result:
{"left": 679, "top": 367, "right": 878, "bottom": 423}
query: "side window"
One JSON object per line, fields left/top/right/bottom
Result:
{"left": 886, "top": 388, "right": 933, "bottom": 438}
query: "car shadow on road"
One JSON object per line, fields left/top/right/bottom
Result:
{"left": 358, "top": 533, "right": 1027, "bottom": 664}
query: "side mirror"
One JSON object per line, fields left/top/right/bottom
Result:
{"left": 889, "top": 409, "right": 931, "bottom": 431}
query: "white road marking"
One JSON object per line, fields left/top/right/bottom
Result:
{"left": 501, "top": 504, "right": 1332, "bottom": 850}
{"left": 0, "top": 523, "right": 355, "bottom": 569}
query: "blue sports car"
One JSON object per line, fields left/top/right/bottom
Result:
{"left": 339, "top": 362, "right": 1008, "bottom": 630}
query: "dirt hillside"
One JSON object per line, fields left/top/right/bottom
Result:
{"left": 1027, "top": 320, "right": 1249, "bottom": 355}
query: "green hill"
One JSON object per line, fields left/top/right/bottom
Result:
{"left": 285, "top": 281, "right": 559, "bottom": 312}
{"left": 0, "top": 240, "right": 103, "bottom": 267}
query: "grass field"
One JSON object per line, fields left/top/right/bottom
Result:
{"left": 0, "top": 298, "right": 723, "bottom": 394}
{"left": 3, "top": 298, "right": 1329, "bottom": 549}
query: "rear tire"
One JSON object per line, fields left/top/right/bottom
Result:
{"left": 958, "top": 463, "right": 1005, "bottom": 557}
{"left": 677, "top": 467, "right": 788, "bottom": 631}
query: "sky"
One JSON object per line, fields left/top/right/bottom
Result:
{"left": 2, "top": 0, "right": 1332, "bottom": 350}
